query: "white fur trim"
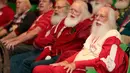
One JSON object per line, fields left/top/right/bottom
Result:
{"left": 45, "top": 55, "right": 51, "bottom": 60}
{"left": 44, "top": 46, "right": 52, "bottom": 51}
{"left": 100, "top": 44, "right": 117, "bottom": 72}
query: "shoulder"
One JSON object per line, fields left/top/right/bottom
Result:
{"left": 43, "top": 10, "right": 54, "bottom": 17}
{"left": 26, "top": 11, "right": 37, "bottom": 17}
{"left": 105, "top": 30, "right": 121, "bottom": 40}
{"left": 103, "top": 30, "right": 121, "bottom": 45}
{"left": 2, "top": 6, "right": 14, "bottom": 14}
{"left": 38, "top": 10, "right": 54, "bottom": 20}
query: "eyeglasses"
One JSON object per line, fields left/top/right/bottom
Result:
{"left": 54, "top": 6, "right": 67, "bottom": 9}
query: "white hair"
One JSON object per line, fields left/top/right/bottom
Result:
{"left": 91, "top": 7, "right": 117, "bottom": 37}
{"left": 108, "top": 7, "right": 117, "bottom": 29}
{"left": 75, "top": 1, "right": 92, "bottom": 21}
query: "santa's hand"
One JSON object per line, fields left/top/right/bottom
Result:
{"left": 50, "top": 61, "right": 68, "bottom": 66}
{"left": 64, "top": 62, "right": 76, "bottom": 73}
{"left": 2, "top": 39, "right": 11, "bottom": 45}
{"left": 5, "top": 41, "right": 19, "bottom": 50}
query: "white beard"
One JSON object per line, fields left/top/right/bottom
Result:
{"left": 64, "top": 13, "right": 82, "bottom": 27}
{"left": 91, "top": 21, "right": 111, "bottom": 38}
{"left": 91, "top": 1, "right": 105, "bottom": 14}
{"left": 51, "top": 13, "right": 66, "bottom": 25}
{"left": 115, "top": 1, "right": 129, "bottom": 9}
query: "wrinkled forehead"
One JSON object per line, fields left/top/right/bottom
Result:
{"left": 96, "top": 0, "right": 106, "bottom": 2}
{"left": 96, "top": 7, "right": 109, "bottom": 16}
{"left": 16, "top": 0, "right": 22, "bottom": 2}
{"left": 16, "top": 0, "right": 27, "bottom": 4}
{"left": 55, "top": 0, "right": 66, "bottom": 6}
{"left": 39, "top": 0, "right": 50, "bottom": 2}
{"left": 117, "top": 0, "right": 128, "bottom": 1}
{"left": 71, "top": 2, "right": 81, "bottom": 10}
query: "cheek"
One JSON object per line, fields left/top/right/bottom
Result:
{"left": 72, "top": 13, "right": 80, "bottom": 18}
{"left": 101, "top": 18, "right": 108, "bottom": 23}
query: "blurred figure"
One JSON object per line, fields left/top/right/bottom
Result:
{"left": 0, "top": 0, "right": 37, "bottom": 38}
{"left": 33, "top": 6, "right": 128, "bottom": 73}
{"left": 115, "top": 0, "right": 130, "bottom": 18}
{"left": 0, "top": 0, "right": 14, "bottom": 29}
{"left": 90, "top": 0, "right": 108, "bottom": 14}
{"left": 116, "top": 0, "right": 130, "bottom": 44}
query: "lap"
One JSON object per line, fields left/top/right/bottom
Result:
{"left": 11, "top": 43, "right": 35, "bottom": 56}
{"left": 33, "top": 65, "right": 86, "bottom": 73}
{"left": 11, "top": 50, "right": 41, "bottom": 62}
{"left": 31, "top": 56, "right": 59, "bottom": 68}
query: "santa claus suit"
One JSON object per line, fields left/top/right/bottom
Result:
{"left": 33, "top": 30, "right": 128, "bottom": 73}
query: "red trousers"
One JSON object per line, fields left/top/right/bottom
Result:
{"left": 33, "top": 65, "right": 86, "bottom": 73}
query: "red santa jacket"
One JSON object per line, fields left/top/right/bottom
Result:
{"left": 51, "top": 18, "right": 93, "bottom": 56}
{"left": 65, "top": 30, "right": 128, "bottom": 73}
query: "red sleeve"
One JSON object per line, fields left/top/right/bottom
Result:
{"left": 34, "top": 33, "right": 55, "bottom": 48}
{"left": 34, "top": 10, "right": 53, "bottom": 30}
{"left": 75, "top": 58, "right": 100, "bottom": 69}
{"left": 0, "top": 6, "right": 14, "bottom": 27}
{"left": 6, "top": 6, "right": 14, "bottom": 23}
{"left": 28, "top": 10, "right": 53, "bottom": 32}
{"left": 65, "top": 52, "right": 79, "bottom": 63}
{"left": 76, "top": 19, "right": 92, "bottom": 40}
{"left": 34, "top": 26, "right": 56, "bottom": 48}
{"left": 75, "top": 36, "right": 122, "bottom": 71}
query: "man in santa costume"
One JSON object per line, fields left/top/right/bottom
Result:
{"left": 33, "top": 6, "right": 128, "bottom": 73}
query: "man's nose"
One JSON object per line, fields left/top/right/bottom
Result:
{"left": 96, "top": 16, "right": 100, "bottom": 21}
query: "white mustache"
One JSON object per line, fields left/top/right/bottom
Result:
{"left": 95, "top": 21, "right": 104, "bottom": 25}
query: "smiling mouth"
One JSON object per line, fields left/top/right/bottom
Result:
{"left": 96, "top": 22, "right": 101, "bottom": 26}
{"left": 70, "top": 15, "right": 75, "bottom": 18}
{"left": 39, "top": 6, "right": 44, "bottom": 8}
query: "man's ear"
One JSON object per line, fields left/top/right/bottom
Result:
{"left": 50, "top": 2, "right": 53, "bottom": 8}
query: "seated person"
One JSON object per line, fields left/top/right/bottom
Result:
{"left": 33, "top": 6, "right": 128, "bottom": 73}
{"left": 115, "top": 0, "right": 130, "bottom": 19}
{"left": 0, "top": 0, "right": 14, "bottom": 29}
{"left": 2, "top": 0, "right": 55, "bottom": 55}
{"left": 116, "top": 0, "right": 130, "bottom": 44}
{"left": 0, "top": 0, "right": 37, "bottom": 38}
